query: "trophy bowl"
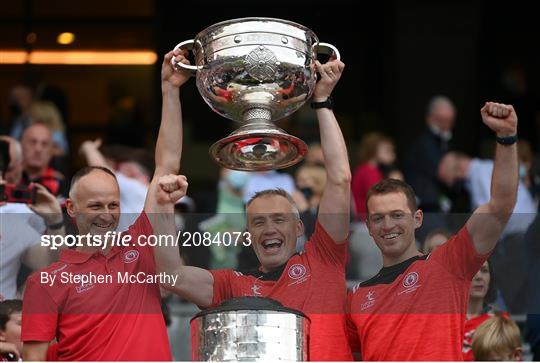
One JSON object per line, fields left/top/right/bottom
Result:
{"left": 191, "top": 297, "right": 310, "bottom": 361}
{"left": 172, "top": 17, "right": 340, "bottom": 171}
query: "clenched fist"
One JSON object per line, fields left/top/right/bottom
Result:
{"left": 156, "top": 174, "right": 189, "bottom": 205}
{"left": 480, "top": 102, "right": 518, "bottom": 137}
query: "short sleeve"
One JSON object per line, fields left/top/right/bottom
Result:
{"left": 304, "top": 221, "right": 348, "bottom": 267}
{"left": 209, "top": 269, "right": 235, "bottom": 307}
{"left": 21, "top": 275, "right": 59, "bottom": 342}
{"left": 430, "top": 226, "right": 489, "bottom": 281}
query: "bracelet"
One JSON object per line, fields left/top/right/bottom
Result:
{"left": 496, "top": 134, "right": 517, "bottom": 145}
{"left": 47, "top": 220, "right": 64, "bottom": 230}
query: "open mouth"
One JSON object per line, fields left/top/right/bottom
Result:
{"left": 471, "top": 285, "right": 485, "bottom": 291}
{"left": 382, "top": 233, "right": 400, "bottom": 240}
{"left": 262, "top": 238, "right": 283, "bottom": 251}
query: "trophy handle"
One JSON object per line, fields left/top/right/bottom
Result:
{"left": 171, "top": 40, "right": 203, "bottom": 73}
{"left": 316, "top": 42, "right": 341, "bottom": 61}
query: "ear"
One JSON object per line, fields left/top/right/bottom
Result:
{"left": 0, "top": 330, "right": 6, "bottom": 342}
{"left": 413, "top": 209, "right": 423, "bottom": 229}
{"left": 512, "top": 347, "right": 522, "bottom": 361}
{"left": 296, "top": 218, "right": 305, "bottom": 238}
{"left": 65, "top": 198, "right": 76, "bottom": 218}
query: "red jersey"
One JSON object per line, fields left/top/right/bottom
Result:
{"left": 210, "top": 221, "right": 352, "bottom": 361}
{"left": 348, "top": 226, "right": 489, "bottom": 361}
{"left": 21, "top": 167, "right": 65, "bottom": 196}
{"left": 21, "top": 213, "right": 172, "bottom": 361}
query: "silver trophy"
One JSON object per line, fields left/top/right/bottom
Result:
{"left": 172, "top": 17, "right": 340, "bottom": 171}
{"left": 191, "top": 297, "right": 310, "bottom": 361}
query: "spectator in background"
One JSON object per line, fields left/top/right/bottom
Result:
{"left": 20, "top": 123, "right": 67, "bottom": 197}
{"left": 352, "top": 132, "right": 398, "bottom": 220}
{"left": 0, "top": 136, "right": 23, "bottom": 186}
{"left": 304, "top": 142, "right": 325, "bottom": 167}
{"left": 463, "top": 260, "right": 502, "bottom": 361}
{"left": 0, "top": 137, "right": 65, "bottom": 300}
{"left": 292, "top": 164, "right": 327, "bottom": 240}
{"left": 405, "top": 95, "right": 456, "bottom": 213}
{"left": 472, "top": 314, "right": 522, "bottom": 361}
{"left": 0, "top": 300, "right": 22, "bottom": 361}
{"left": 423, "top": 228, "right": 452, "bottom": 253}
{"left": 199, "top": 168, "right": 248, "bottom": 269}
{"left": 7, "top": 85, "right": 33, "bottom": 140}
{"left": 28, "top": 101, "right": 69, "bottom": 156}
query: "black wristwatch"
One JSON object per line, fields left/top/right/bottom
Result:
{"left": 310, "top": 96, "right": 334, "bottom": 110}
{"left": 496, "top": 134, "right": 518, "bottom": 145}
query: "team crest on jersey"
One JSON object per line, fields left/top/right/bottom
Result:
{"left": 402, "top": 272, "right": 419, "bottom": 288}
{"left": 398, "top": 271, "right": 421, "bottom": 295}
{"left": 124, "top": 250, "right": 139, "bottom": 263}
{"left": 361, "top": 290, "right": 376, "bottom": 310}
{"left": 287, "top": 264, "right": 310, "bottom": 286}
{"left": 288, "top": 264, "right": 307, "bottom": 279}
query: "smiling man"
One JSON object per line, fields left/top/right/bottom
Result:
{"left": 156, "top": 57, "right": 352, "bottom": 361}
{"left": 347, "top": 102, "right": 519, "bottom": 360}
{"left": 20, "top": 48, "right": 190, "bottom": 361}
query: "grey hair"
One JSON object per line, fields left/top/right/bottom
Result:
{"left": 427, "top": 95, "right": 455, "bottom": 115}
{"left": 246, "top": 188, "right": 300, "bottom": 218}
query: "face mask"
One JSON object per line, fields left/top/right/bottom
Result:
{"left": 226, "top": 170, "right": 249, "bottom": 190}
{"left": 519, "top": 165, "right": 527, "bottom": 179}
{"left": 300, "top": 187, "right": 314, "bottom": 200}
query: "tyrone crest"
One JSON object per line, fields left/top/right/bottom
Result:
{"left": 288, "top": 264, "right": 307, "bottom": 280}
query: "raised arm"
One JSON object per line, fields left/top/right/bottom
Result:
{"left": 142, "top": 51, "right": 216, "bottom": 306}
{"left": 79, "top": 138, "right": 109, "bottom": 168}
{"left": 466, "top": 102, "right": 518, "bottom": 254}
{"left": 143, "top": 50, "right": 189, "bottom": 281}
{"left": 314, "top": 59, "right": 352, "bottom": 243}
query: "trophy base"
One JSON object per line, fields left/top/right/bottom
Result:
{"left": 209, "top": 123, "right": 307, "bottom": 171}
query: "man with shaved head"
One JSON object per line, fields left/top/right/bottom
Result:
{"left": 21, "top": 49, "right": 191, "bottom": 361}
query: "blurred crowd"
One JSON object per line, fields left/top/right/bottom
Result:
{"left": 1, "top": 82, "right": 539, "bottom": 361}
